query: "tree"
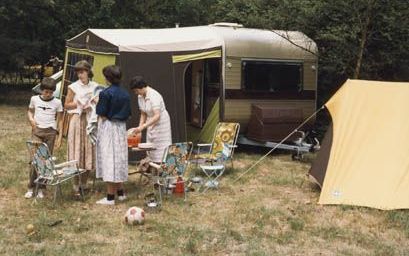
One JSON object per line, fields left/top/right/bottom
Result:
{"left": 0, "top": 0, "right": 407, "bottom": 90}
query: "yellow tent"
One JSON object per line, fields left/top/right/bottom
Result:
{"left": 310, "top": 79, "right": 409, "bottom": 210}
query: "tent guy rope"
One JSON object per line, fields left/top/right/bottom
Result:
{"left": 233, "top": 106, "right": 325, "bottom": 183}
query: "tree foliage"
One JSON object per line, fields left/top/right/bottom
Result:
{"left": 0, "top": 0, "right": 408, "bottom": 99}
{"left": 207, "top": 0, "right": 409, "bottom": 102}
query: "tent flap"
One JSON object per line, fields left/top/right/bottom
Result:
{"left": 197, "top": 98, "right": 220, "bottom": 143}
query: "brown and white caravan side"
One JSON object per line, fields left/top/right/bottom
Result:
{"left": 62, "top": 23, "right": 317, "bottom": 146}
{"left": 216, "top": 25, "right": 318, "bottom": 142}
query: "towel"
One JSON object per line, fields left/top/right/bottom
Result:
{"left": 86, "top": 86, "right": 105, "bottom": 145}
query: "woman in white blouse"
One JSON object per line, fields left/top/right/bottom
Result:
{"left": 130, "top": 76, "right": 172, "bottom": 162}
{"left": 64, "top": 60, "right": 98, "bottom": 196}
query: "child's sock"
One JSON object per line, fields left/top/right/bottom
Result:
{"left": 107, "top": 194, "right": 115, "bottom": 201}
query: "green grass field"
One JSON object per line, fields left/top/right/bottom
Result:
{"left": 1, "top": 92, "right": 409, "bottom": 255}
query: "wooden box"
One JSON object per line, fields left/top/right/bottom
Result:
{"left": 246, "top": 104, "right": 308, "bottom": 142}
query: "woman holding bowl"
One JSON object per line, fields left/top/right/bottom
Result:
{"left": 130, "top": 76, "right": 172, "bottom": 163}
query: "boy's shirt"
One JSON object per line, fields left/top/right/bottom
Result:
{"left": 29, "top": 95, "right": 63, "bottom": 130}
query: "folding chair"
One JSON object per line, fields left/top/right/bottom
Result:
{"left": 193, "top": 122, "right": 240, "bottom": 192}
{"left": 200, "top": 141, "right": 238, "bottom": 192}
{"left": 195, "top": 122, "right": 240, "bottom": 168}
{"left": 26, "top": 141, "right": 86, "bottom": 203}
{"left": 148, "top": 142, "right": 193, "bottom": 205}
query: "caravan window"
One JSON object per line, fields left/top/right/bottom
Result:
{"left": 242, "top": 60, "right": 303, "bottom": 92}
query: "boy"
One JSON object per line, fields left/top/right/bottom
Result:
{"left": 25, "top": 77, "right": 63, "bottom": 199}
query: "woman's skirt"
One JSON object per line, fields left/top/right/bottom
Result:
{"left": 68, "top": 113, "right": 95, "bottom": 170}
{"left": 147, "top": 110, "right": 172, "bottom": 162}
{"left": 96, "top": 119, "right": 128, "bottom": 183}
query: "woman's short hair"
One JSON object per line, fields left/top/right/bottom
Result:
{"left": 129, "top": 76, "right": 148, "bottom": 89}
{"left": 74, "top": 60, "right": 94, "bottom": 79}
{"left": 103, "top": 65, "right": 122, "bottom": 84}
{"left": 40, "top": 77, "right": 57, "bottom": 91}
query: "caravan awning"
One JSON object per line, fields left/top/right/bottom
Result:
{"left": 66, "top": 25, "right": 317, "bottom": 59}
{"left": 172, "top": 49, "right": 222, "bottom": 63}
{"left": 67, "top": 27, "right": 224, "bottom": 53}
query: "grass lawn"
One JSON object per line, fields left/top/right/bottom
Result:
{"left": 1, "top": 91, "right": 409, "bottom": 255}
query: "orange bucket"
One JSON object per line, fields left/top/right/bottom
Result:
{"left": 127, "top": 133, "right": 141, "bottom": 148}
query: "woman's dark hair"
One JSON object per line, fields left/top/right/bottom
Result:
{"left": 129, "top": 76, "right": 148, "bottom": 89}
{"left": 74, "top": 60, "right": 94, "bottom": 79}
{"left": 103, "top": 65, "right": 121, "bottom": 84}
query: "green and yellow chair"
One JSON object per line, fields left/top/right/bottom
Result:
{"left": 195, "top": 122, "right": 240, "bottom": 167}
{"left": 194, "top": 122, "right": 240, "bottom": 191}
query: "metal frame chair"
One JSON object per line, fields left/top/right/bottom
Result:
{"left": 195, "top": 122, "right": 240, "bottom": 167}
{"left": 200, "top": 141, "right": 242, "bottom": 192}
{"left": 26, "top": 141, "right": 86, "bottom": 203}
{"left": 193, "top": 122, "right": 240, "bottom": 192}
{"left": 148, "top": 142, "right": 193, "bottom": 205}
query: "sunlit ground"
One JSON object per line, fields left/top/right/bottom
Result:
{"left": 1, "top": 91, "right": 408, "bottom": 255}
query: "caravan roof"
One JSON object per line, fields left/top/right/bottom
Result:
{"left": 67, "top": 24, "right": 317, "bottom": 60}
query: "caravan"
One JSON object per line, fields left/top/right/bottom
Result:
{"left": 61, "top": 23, "right": 318, "bottom": 145}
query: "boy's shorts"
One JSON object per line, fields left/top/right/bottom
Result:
{"left": 32, "top": 127, "right": 57, "bottom": 154}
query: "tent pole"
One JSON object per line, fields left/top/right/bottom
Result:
{"left": 233, "top": 106, "right": 325, "bottom": 183}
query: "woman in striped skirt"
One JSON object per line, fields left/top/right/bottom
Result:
{"left": 95, "top": 65, "right": 131, "bottom": 205}
{"left": 65, "top": 60, "right": 98, "bottom": 196}
{"left": 130, "top": 76, "right": 172, "bottom": 163}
